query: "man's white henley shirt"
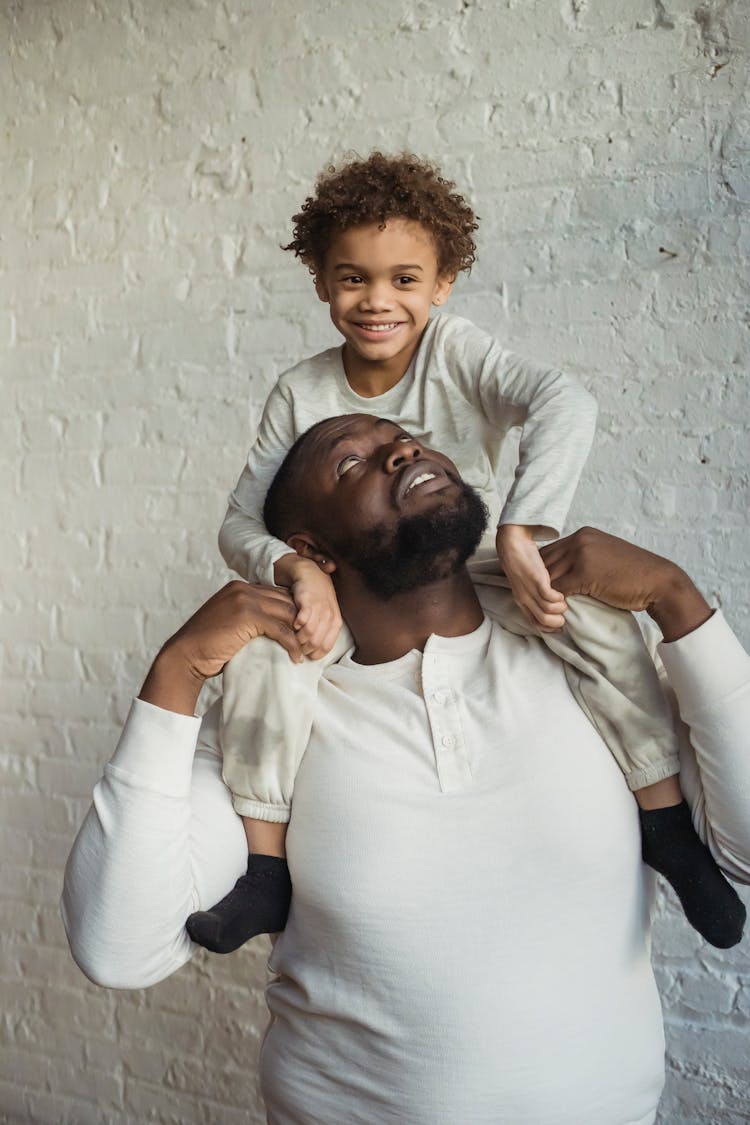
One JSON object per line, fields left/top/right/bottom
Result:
{"left": 62, "top": 611, "right": 750, "bottom": 1124}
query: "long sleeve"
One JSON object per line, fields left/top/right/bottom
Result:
{"left": 433, "top": 317, "right": 598, "bottom": 538}
{"left": 61, "top": 698, "right": 247, "bottom": 988}
{"left": 656, "top": 610, "right": 750, "bottom": 883}
{"left": 218, "top": 380, "right": 299, "bottom": 585}
{"left": 61, "top": 612, "right": 750, "bottom": 992}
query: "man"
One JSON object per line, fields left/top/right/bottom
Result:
{"left": 63, "top": 414, "right": 750, "bottom": 1125}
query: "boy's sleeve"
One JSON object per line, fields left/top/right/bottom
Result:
{"left": 219, "top": 380, "right": 299, "bottom": 585}
{"left": 443, "top": 318, "right": 598, "bottom": 539}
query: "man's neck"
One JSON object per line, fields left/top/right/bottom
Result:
{"left": 338, "top": 568, "right": 485, "bottom": 665}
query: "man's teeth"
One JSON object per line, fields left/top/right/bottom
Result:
{"left": 406, "top": 472, "right": 436, "bottom": 494}
{"left": 360, "top": 322, "right": 399, "bottom": 331}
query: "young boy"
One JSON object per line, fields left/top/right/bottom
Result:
{"left": 186, "top": 152, "right": 744, "bottom": 954}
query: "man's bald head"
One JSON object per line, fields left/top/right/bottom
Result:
{"left": 262, "top": 418, "right": 335, "bottom": 543}
{"left": 262, "top": 414, "right": 488, "bottom": 600}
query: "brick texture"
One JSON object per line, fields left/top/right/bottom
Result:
{"left": 2, "top": 0, "right": 748, "bottom": 1121}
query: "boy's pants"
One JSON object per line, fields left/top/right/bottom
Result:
{"left": 221, "top": 562, "right": 680, "bottom": 822}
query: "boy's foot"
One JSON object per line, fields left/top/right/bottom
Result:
{"left": 640, "top": 801, "right": 746, "bottom": 948}
{"left": 186, "top": 853, "right": 292, "bottom": 954}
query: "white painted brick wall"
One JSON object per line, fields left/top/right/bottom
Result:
{"left": 2, "top": 0, "right": 748, "bottom": 1121}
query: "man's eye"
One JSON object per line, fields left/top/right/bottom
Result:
{"left": 398, "top": 433, "right": 413, "bottom": 442}
{"left": 337, "top": 455, "right": 362, "bottom": 475}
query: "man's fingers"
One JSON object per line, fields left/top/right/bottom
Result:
{"left": 538, "top": 550, "right": 575, "bottom": 589}
{"left": 545, "top": 573, "right": 578, "bottom": 597}
{"left": 262, "top": 615, "right": 304, "bottom": 663}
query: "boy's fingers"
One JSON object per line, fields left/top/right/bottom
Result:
{"left": 523, "top": 584, "right": 567, "bottom": 609}
{"left": 539, "top": 596, "right": 568, "bottom": 614}
{"left": 529, "top": 570, "right": 556, "bottom": 597}
{"left": 515, "top": 588, "right": 567, "bottom": 615}
{"left": 294, "top": 607, "right": 311, "bottom": 629}
{"left": 526, "top": 607, "right": 567, "bottom": 631}
{"left": 322, "top": 630, "right": 339, "bottom": 652}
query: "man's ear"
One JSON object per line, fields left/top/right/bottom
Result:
{"left": 287, "top": 533, "right": 337, "bottom": 574}
{"left": 314, "top": 274, "right": 330, "bottom": 303}
{"left": 432, "top": 273, "right": 454, "bottom": 307}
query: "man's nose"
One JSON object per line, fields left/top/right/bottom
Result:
{"left": 383, "top": 439, "right": 422, "bottom": 473}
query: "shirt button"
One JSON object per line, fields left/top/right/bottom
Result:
{"left": 433, "top": 690, "right": 446, "bottom": 705}
{"left": 441, "top": 734, "right": 455, "bottom": 749}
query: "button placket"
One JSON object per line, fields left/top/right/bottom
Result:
{"left": 421, "top": 649, "right": 471, "bottom": 793}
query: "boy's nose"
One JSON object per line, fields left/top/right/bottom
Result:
{"left": 359, "top": 282, "right": 394, "bottom": 311}
{"left": 383, "top": 438, "right": 422, "bottom": 473}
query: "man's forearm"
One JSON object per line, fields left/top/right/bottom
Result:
{"left": 541, "top": 526, "right": 714, "bottom": 640}
{"left": 139, "top": 642, "right": 206, "bottom": 716}
{"left": 646, "top": 564, "right": 713, "bottom": 644}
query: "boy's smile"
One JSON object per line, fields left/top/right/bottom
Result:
{"left": 314, "top": 219, "right": 453, "bottom": 397}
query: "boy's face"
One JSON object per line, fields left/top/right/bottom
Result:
{"left": 314, "top": 219, "right": 453, "bottom": 382}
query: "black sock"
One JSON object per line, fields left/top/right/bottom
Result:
{"left": 185, "top": 853, "right": 292, "bottom": 954}
{"left": 640, "top": 801, "right": 745, "bottom": 948}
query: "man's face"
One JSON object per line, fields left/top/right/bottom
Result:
{"left": 314, "top": 219, "right": 453, "bottom": 377}
{"left": 298, "top": 415, "right": 487, "bottom": 597}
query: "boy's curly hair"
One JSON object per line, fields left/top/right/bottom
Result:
{"left": 284, "top": 152, "right": 478, "bottom": 278}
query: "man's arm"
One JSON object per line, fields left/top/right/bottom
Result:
{"left": 543, "top": 528, "right": 750, "bottom": 882}
{"left": 541, "top": 527, "right": 713, "bottom": 640}
{"left": 62, "top": 583, "right": 303, "bottom": 987}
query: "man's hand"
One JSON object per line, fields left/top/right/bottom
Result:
{"left": 139, "top": 582, "right": 303, "bottom": 715}
{"left": 540, "top": 527, "right": 713, "bottom": 642}
{"left": 496, "top": 524, "right": 568, "bottom": 632}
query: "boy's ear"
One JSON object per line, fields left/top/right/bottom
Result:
{"left": 314, "top": 274, "right": 331, "bottom": 303}
{"left": 432, "top": 273, "right": 454, "bottom": 307}
{"left": 287, "top": 533, "right": 337, "bottom": 574}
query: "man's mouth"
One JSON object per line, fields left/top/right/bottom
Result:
{"left": 405, "top": 471, "right": 436, "bottom": 494}
{"left": 395, "top": 461, "right": 451, "bottom": 504}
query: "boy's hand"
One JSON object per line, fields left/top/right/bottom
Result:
{"left": 496, "top": 524, "right": 568, "bottom": 632}
{"left": 287, "top": 558, "right": 343, "bottom": 659}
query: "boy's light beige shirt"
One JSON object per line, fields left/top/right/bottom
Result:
{"left": 220, "top": 313, "right": 598, "bottom": 583}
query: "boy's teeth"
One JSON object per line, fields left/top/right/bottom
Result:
{"left": 362, "top": 322, "right": 397, "bottom": 331}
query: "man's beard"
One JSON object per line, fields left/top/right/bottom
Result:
{"left": 338, "top": 481, "right": 489, "bottom": 600}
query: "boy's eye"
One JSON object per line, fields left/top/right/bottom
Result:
{"left": 343, "top": 275, "right": 364, "bottom": 285}
{"left": 396, "top": 276, "right": 416, "bottom": 285}
{"left": 337, "top": 454, "right": 363, "bottom": 476}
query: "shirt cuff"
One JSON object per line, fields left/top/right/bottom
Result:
{"left": 497, "top": 498, "right": 563, "bottom": 541}
{"left": 265, "top": 542, "right": 297, "bottom": 589}
{"left": 108, "top": 698, "right": 203, "bottom": 797}
{"left": 657, "top": 610, "right": 750, "bottom": 718}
